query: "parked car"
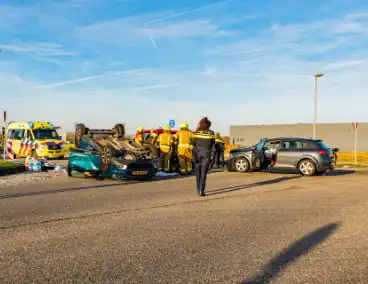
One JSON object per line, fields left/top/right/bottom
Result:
{"left": 68, "top": 123, "right": 156, "bottom": 181}
{"left": 226, "top": 137, "right": 336, "bottom": 176}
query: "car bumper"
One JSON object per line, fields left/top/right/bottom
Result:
{"left": 110, "top": 168, "right": 157, "bottom": 180}
{"left": 225, "top": 158, "right": 236, "bottom": 171}
{"left": 319, "top": 159, "right": 336, "bottom": 171}
{"left": 39, "top": 150, "right": 65, "bottom": 158}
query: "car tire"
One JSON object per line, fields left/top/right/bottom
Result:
{"left": 114, "top": 123, "right": 125, "bottom": 136}
{"left": 95, "top": 171, "right": 104, "bottom": 181}
{"left": 57, "top": 156, "right": 64, "bottom": 160}
{"left": 235, "top": 157, "right": 250, "bottom": 173}
{"left": 67, "top": 167, "right": 72, "bottom": 177}
{"left": 75, "top": 123, "right": 87, "bottom": 148}
{"left": 100, "top": 145, "right": 114, "bottom": 173}
{"left": 298, "top": 159, "right": 316, "bottom": 176}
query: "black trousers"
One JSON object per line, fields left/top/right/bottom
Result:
{"left": 159, "top": 151, "right": 170, "bottom": 172}
{"left": 215, "top": 149, "right": 223, "bottom": 167}
{"left": 194, "top": 148, "right": 211, "bottom": 193}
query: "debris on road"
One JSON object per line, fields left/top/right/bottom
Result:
{"left": 155, "top": 171, "right": 178, "bottom": 177}
{"left": 0, "top": 168, "right": 67, "bottom": 187}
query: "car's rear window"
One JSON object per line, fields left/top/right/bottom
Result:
{"left": 316, "top": 141, "right": 330, "bottom": 150}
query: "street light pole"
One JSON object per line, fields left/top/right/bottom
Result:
{"left": 313, "top": 72, "right": 323, "bottom": 139}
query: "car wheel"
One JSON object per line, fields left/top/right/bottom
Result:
{"left": 298, "top": 159, "right": 316, "bottom": 176}
{"left": 114, "top": 123, "right": 125, "bottom": 136}
{"left": 235, "top": 157, "right": 250, "bottom": 173}
{"left": 95, "top": 171, "right": 104, "bottom": 181}
{"left": 75, "top": 123, "right": 87, "bottom": 148}
{"left": 67, "top": 167, "right": 72, "bottom": 177}
{"left": 100, "top": 145, "right": 114, "bottom": 173}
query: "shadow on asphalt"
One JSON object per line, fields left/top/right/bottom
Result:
{"left": 0, "top": 168, "right": 226, "bottom": 200}
{"left": 241, "top": 222, "right": 341, "bottom": 284}
{"left": 323, "top": 169, "right": 355, "bottom": 176}
{"left": 206, "top": 176, "right": 301, "bottom": 196}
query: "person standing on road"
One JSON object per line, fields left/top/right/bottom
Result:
{"left": 156, "top": 126, "right": 174, "bottom": 172}
{"left": 191, "top": 117, "right": 215, "bottom": 196}
{"left": 174, "top": 122, "right": 194, "bottom": 175}
{"left": 213, "top": 132, "right": 225, "bottom": 168}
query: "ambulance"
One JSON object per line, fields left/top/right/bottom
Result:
{"left": 6, "top": 121, "right": 65, "bottom": 159}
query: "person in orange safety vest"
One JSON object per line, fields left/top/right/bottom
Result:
{"left": 155, "top": 125, "right": 174, "bottom": 172}
{"left": 174, "top": 122, "right": 194, "bottom": 175}
{"left": 133, "top": 126, "right": 145, "bottom": 148}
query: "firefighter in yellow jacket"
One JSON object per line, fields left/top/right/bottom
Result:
{"left": 156, "top": 126, "right": 174, "bottom": 172}
{"left": 214, "top": 132, "right": 225, "bottom": 168}
{"left": 174, "top": 122, "right": 194, "bottom": 174}
{"left": 134, "top": 126, "right": 144, "bottom": 146}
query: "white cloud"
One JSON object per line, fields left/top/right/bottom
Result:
{"left": 133, "top": 84, "right": 179, "bottom": 91}
{"left": 0, "top": 42, "right": 76, "bottom": 56}
{"left": 40, "top": 69, "right": 145, "bottom": 87}
{"left": 75, "top": 16, "right": 233, "bottom": 47}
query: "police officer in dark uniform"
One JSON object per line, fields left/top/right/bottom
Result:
{"left": 191, "top": 117, "right": 215, "bottom": 196}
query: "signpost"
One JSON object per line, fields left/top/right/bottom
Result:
{"left": 352, "top": 122, "right": 358, "bottom": 165}
{"left": 3, "top": 111, "right": 6, "bottom": 162}
{"left": 169, "top": 120, "right": 175, "bottom": 128}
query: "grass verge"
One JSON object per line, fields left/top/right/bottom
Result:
{"left": 0, "top": 161, "right": 26, "bottom": 176}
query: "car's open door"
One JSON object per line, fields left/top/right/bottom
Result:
{"left": 251, "top": 138, "right": 267, "bottom": 170}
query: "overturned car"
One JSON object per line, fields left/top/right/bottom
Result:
{"left": 68, "top": 123, "right": 157, "bottom": 180}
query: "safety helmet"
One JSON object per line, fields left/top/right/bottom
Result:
{"left": 164, "top": 125, "right": 171, "bottom": 132}
{"left": 137, "top": 126, "right": 144, "bottom": 132}
{"left": 180, "top": 122, "right": 188, "bottom": 129}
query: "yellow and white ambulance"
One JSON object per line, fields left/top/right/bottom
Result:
{"left": 6, "top": 121, "right": 65, "bottom": 159}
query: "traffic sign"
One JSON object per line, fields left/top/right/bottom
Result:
{"left": 169, "top": 120, "right": 175, "bottom": 128}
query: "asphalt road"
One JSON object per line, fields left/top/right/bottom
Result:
{"left": 1, "top": 169, "right": 368, "bottom": 283}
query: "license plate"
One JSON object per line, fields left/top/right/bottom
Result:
{"left": 132, "top": 170, "right": 148, "bottom": 175}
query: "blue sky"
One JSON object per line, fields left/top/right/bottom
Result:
{"left": 1, "top": 0, "right": 368, "bottom": 135}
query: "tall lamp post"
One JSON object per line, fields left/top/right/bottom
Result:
{"left": 313, "top": 72, "right": 324, "bottom": 139}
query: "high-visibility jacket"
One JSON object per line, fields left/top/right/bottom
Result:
{"left": 215, "top": 137, "right": 225, "bottom": 144}
{"left": 191, "top": 130, "right": 215, "bottom": 150}
{"left": 134, "top": 133, "right": 144, "bottom": 144}
{"left": 156, "top": 132, "right": 173, "bottom": 153}
{"left": 174, "top": 129, "right": 193, "bottom": 149}
{"left": 146, "top": 132, "right": 158, "bottom": 144}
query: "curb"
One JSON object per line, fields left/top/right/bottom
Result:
{"left": 0, "top": 165, "right": 26, "bottom": 177}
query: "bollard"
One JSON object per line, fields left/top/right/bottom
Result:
{"left": 6, "top": 141, "right": 14, "bottom": 160}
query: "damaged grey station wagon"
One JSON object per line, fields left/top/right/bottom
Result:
{"left": 226, "top": 137, "right": 337, "bottom": 176}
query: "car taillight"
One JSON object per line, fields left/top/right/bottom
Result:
{"left": 320, "top": 150, "right": 328, "bottom": 155}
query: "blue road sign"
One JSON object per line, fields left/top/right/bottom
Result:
{"left": 169, "top": 120, "right": 175, "bottom": 128}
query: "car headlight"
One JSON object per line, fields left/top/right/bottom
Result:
{"left": 117, "top": 164, "right": 127, "bottom": 170}
{"left": 39, "top": 145, "right": 45, "bottom": 151}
